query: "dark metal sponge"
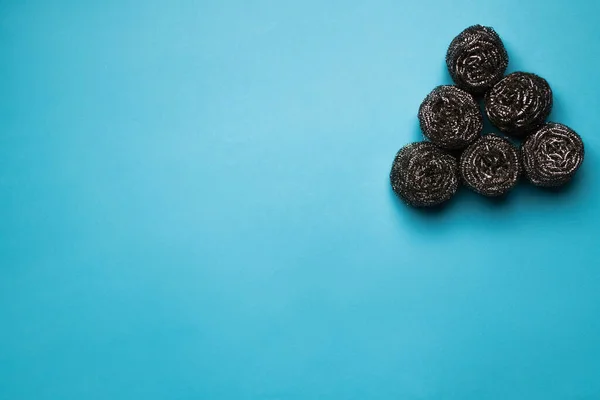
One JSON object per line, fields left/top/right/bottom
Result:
{"left": 485, "top": 72, "right": 553, "bottom": 137}
{"left": 522, "top": 123, "right": 584, "bottom": 187}
{"left": 460, "top": 134, "right": 520, "bottom": 196}
{"left": 390, "top": 142, "right": 459, "bottom": 207}
{"left": 418, "top": 85, "right": 483, "bottom": 150}
{"left": 446, "top": 25, "right": 509, "bottom": 95}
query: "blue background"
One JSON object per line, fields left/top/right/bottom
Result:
{"left": 1, "top": 0, "right": 599, "bottom": 399}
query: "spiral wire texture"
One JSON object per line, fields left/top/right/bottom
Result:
{"left": 418, "top": 85, "right": 483, "bottom": 150}
{"left": 485, "top": 72, "right": 553, "bottom": 137}
{"left": 390, "top": 142, "right": 459, "bottom": 207}
{"left": 446, "top": 25, "right": 509, "bottom": 95}
{"left": 460, "top": 134, "right": 520, "bottom": 196}
{"left": 522, "top": 123, "right": 584, "bottom": 187}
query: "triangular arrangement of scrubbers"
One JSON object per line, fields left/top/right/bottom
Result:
{"left": 390, "top": 25, "right": 585, "bottom": 208}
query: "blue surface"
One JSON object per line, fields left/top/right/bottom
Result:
{"left": 2, "top": 0, "right": 600, "bottom": 399}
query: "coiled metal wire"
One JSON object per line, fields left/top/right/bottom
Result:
{"left": 418, "top": 85, "right": 483, "bottom": 150}
{"left": 485, "top": 72, "right": 553, "bottom": 137}
{"left": 390, "top": 142, "right": 459, "bottom": 207}
{"left": 446, "top": 25, "right": 509, "bottom": 95}
{"left": 460, "top": 134, "right": 520, "bottom": 196}
{"left": 522, "top": 123, "right": 584, "bottom": 187}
